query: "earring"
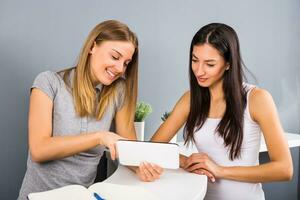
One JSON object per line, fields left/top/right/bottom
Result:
{"left": 226, "top": 66, "right": 230, "bottom": 70}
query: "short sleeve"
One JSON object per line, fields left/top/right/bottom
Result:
{"left": 115, "top": 80, "right": 126, "bottom": 111}
{"left": 31, "top": 71, "right": 60, "bottom": 101}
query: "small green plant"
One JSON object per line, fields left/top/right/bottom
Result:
{"left": 134, "top": 102, "right": 153, "bottom": 122}
{"left": 161, "top": 111, "right": 171, "bottom": 121}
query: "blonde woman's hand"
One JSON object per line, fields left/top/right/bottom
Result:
{"left": 135, "top": 162, "right": 164, "bottom": 182}
{"left": 99, "top": 131, "right": 124, "bottom": 160}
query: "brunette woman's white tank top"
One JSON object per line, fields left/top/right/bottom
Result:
{"left": 194, "top": 84, "right": 265, "bottom": 200}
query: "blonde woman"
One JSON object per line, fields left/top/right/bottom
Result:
{"left": 18, "top": 20, "right": 161, "bottom": 200}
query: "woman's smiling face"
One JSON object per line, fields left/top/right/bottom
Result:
{"left": 89, "top": 40, "right": 135, "bottom": 85}
{"left": 191, "top": 43, "right": 229, "bottom": 88}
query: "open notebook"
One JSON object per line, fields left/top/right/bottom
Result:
{"left": 28, "top": 182, "right": 160, "bottom": 200}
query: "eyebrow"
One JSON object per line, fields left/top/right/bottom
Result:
{"left": 192, "top": 54, "right": 216, "bottom": 62}
{"left": 112, "top": 49, "right": 123, "bottom": 57}
{"left": 205, "top": 59, "right": 217, "bottom": 62}
{"left": 112, "top": 49, "right": 133, "bottom": 63}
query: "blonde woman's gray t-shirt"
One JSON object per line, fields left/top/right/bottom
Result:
{"left": 18, "top": 70, "right": 125, "bottom": 200}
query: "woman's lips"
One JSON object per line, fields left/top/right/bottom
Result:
{"left": 106, "top": 69, "right": 117, "bottom": 79}
{"left": 197, "top": 77, "right": 208, "bottom": 83}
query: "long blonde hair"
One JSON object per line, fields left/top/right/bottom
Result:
{"left": 61, "top": 20, "right": 138, "bottom": 126}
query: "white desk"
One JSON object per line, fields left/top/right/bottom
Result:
{"left": 178, "top": 132, "right": 300, "bottom": 156}
{"left": 104, "top": 133, "right": 300, "bottom": 200}
{"left": 104, "top": 165, "right": 207, "bottom": 200}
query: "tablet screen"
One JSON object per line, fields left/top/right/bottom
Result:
{"left": 116, "top": 140, "right": 179, "bottom": 169}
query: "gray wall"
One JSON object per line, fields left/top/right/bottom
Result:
{"left": 0, "top": 0, "right": 299, "bottom": 199}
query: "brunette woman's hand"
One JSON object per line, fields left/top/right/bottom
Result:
{"left": 183, "top": 153, "right": 222, "bottom": 182}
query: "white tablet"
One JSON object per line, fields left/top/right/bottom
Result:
{"left": 116, "top": 140, "right": 179, "bottom": 169}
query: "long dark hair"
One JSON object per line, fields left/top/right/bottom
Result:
{"left": 184, "top": 23, "right": 247, "bottom": 160}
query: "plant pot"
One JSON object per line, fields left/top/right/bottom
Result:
{"left": 134, "top": 121, "right": 145, "bottom": 141}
